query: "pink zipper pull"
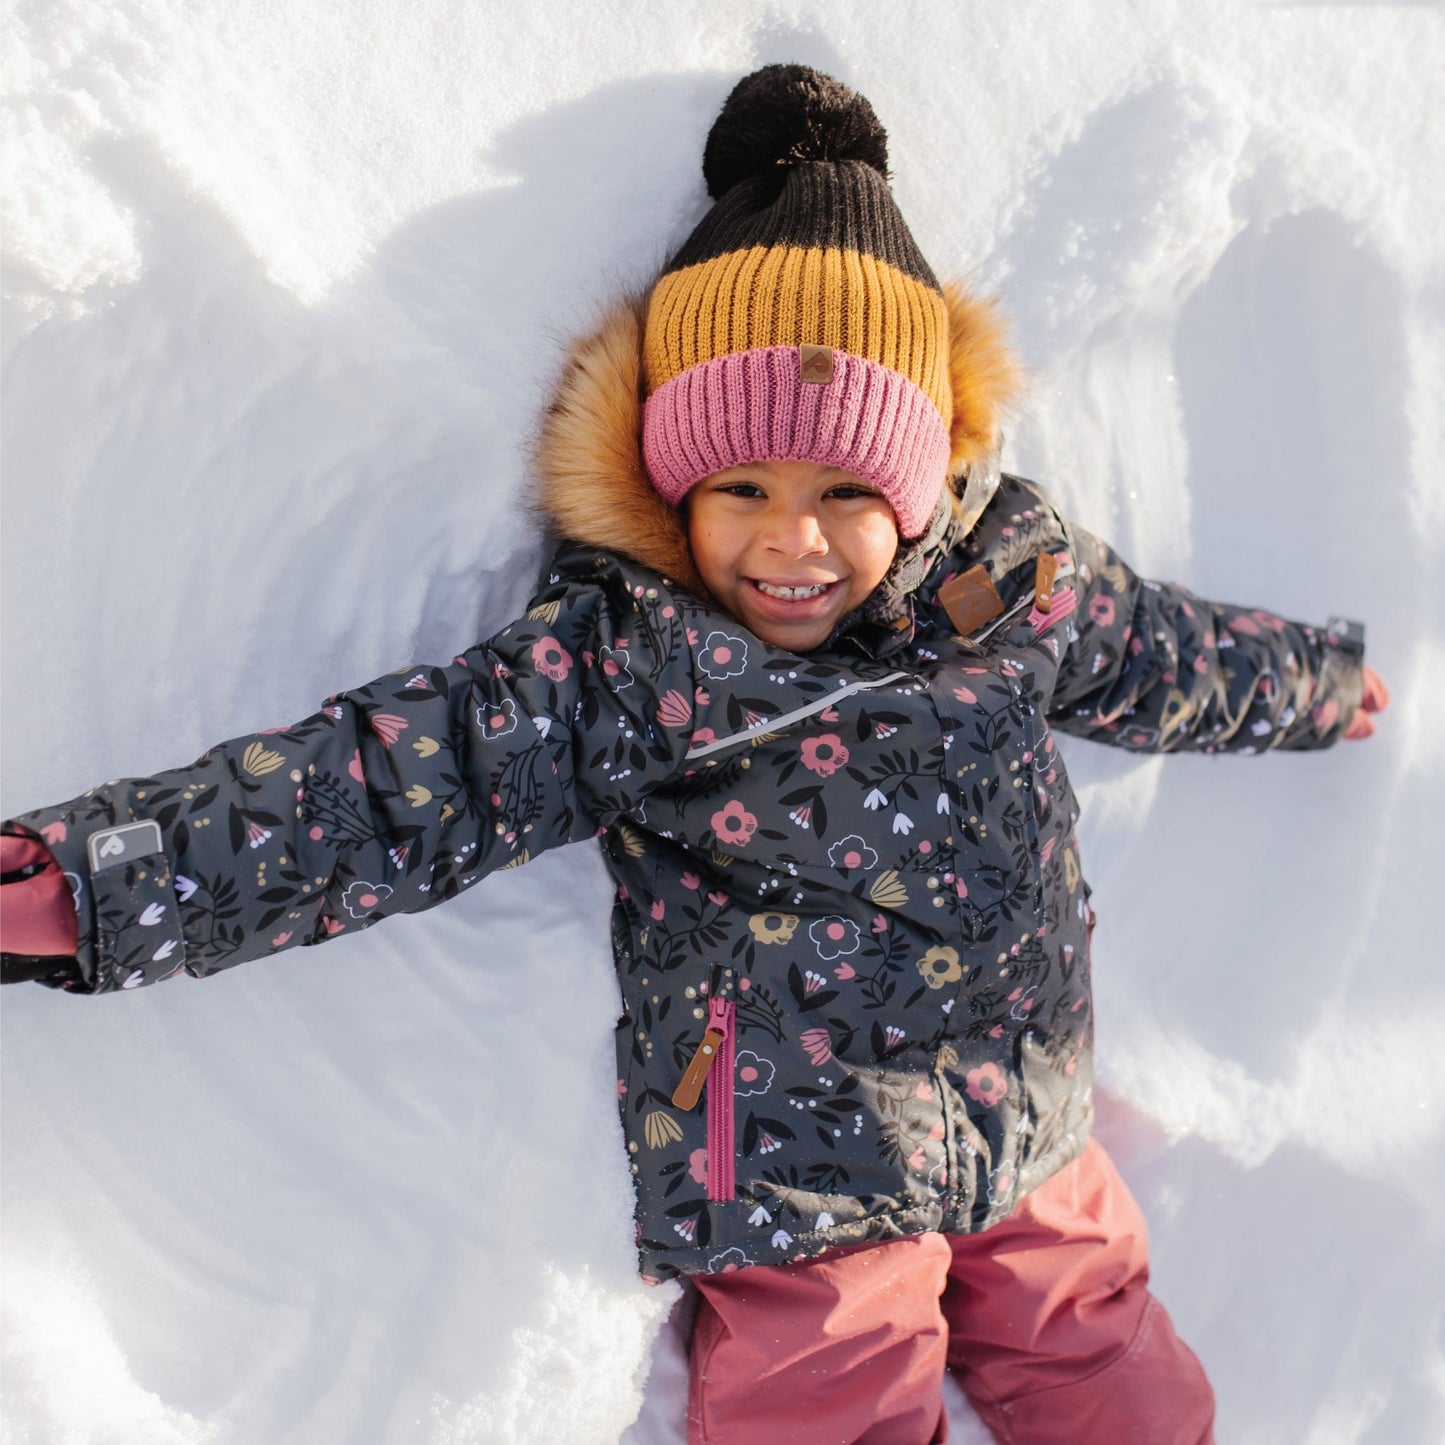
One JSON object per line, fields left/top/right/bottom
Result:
{"left": 671, "top": 995, "right": 731, "bottom": 1111}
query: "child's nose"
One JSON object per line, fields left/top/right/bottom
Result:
{"left": 765, "top": 506, "right": 828, "bottom": 556}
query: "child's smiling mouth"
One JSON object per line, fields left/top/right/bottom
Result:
{"left": 751, "top": 579, "right": 837, "bottom": 601}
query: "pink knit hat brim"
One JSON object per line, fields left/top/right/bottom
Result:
{"left": 642, "top": 347, "right": 951, "bottom": 539}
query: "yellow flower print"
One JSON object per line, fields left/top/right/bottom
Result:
{"left": 749, "top": 912, "right": 800, "bottom": 945}
{"left": 917, "top": 945, "right": 963, "bottom": 990}
{"left": 412, "top": 736, "right": 440, "bottom": 758}
{"left": 869, "top": 870, "right": 909, "bottom": 908}
{"left": 405, "top": 785, "right": 432, "bottom": 808}
{"left": 644, "top": 1110, "right": 683, "bottom": 1149}
{"left": 1063, "top": 846, "right": 1081, "bottom": 894}
{"left": 242, "top": 741, "right": 285, "bottom": 777}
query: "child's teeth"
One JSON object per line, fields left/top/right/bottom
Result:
{"left": 757, "top": 581, "right": 827, "bottom": 600}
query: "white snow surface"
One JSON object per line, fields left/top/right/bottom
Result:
{"left": 2, "top": 4, "right": 1443, "bottom": 1442}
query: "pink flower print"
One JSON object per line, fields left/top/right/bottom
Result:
{"left": 1010, "top": 988, "right": 1038, "bottom": 1021}
{"left": 370, "top": 713, "right": 407, "bottom": 748}
{"left": 271, "top": 931, "right": 293, "bottom": 948}
{"left": 800, "top": 1028, "right": 833, "bottom": 1066}
{"left": 686, "top": 628, "right": 700, "bottom": 645}
{"left": 246, "top": 821, "right": 272, "bottom": 849}
{"left": 952, "top": 685, "right": 977, "bottom": 704}
{"left": 800, "top": 733, "right": 849, "bottom": 777}
{"left": 673, "top": 1217, "right": 697, "bottom": 1243}
{"left": 689, "top": 728, "right": 717, "bottom": 749}
{"left": 833, "top": 961, "right": 856, "bottom": 981}
{"left": 1313, "top": 699, "right": 1340, "bottom": 733}
{"left": 322, "top": 916, "right": 345, "bottom": 935}
{"left": 349, "top": 749, "right": 366, "bottom": 784}
{"left": 707, "top": 890, "right": 729, "bottom": 907}
{"left": 650, "top": 899, "right": 666, "bottom": 921}
{"left": 680, "top": 871, "right": 701, "bottom": 891}
{"left": 656, "top": 690, "right": 693, "bottom": 728}
{"left": 1229, "top": 612, "right": 1262, "bottom": 637}
{"left": 342, "top": 881, "right": 393, "bottom": 919}
{"left": 803, "top": 970, "right": 827, "bottom": 993}
{"left": 1088, "top": 593, "right": 1115, "bottom": 628}
{"left": 39, "top": 821, "right": 66, "bottom": 846}
{"left": 531, "top": 636, "right": 573, "bottom": 682}
{"left": 820, "top": 705, "right": 840, "bottom": 722}
{"left": 873, "top": 721, "right": 897, "bottom": 739}
{"left": 688, "top": 1148, "right": 708, "bottom": 1185}
{"left": 597, "top": 645, "right": 634, "bottom": 689}
{"left": 405, "top": 672, "right": 428, "bottom": 689}
{"left": 809, "top": 916, "right": 861, "bottom": 960}
{"left": 757, "top": 1131, "right": 783, "bottom": 1155}
{"left": 735, "top": 1051, "right": 775, "bottom": 1096}
{"left": 965, "top": 1062, "right": 1007, "bottom": 1107}
{"left": 908, "top": 1148, "right": 927, "bottom": 1172}
{"left": 828, "top": 835, "right": 879, "bottom": 871}
{"left": 788, "top": 804, "right": 812, "bottom": 829}
{"left": 699, "top": 631, "right": 748, "bottom": 680}
{"left": 710, "top": 799, "right": 758, "bottom": 847}
{"left": 883, "top": 1025, "right": 906, "bottom": 1049}
{"left": 476, "top": 698, "right": 519, "bottom": 739}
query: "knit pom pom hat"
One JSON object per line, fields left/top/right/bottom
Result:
{"left": 642, "top": 65, "right": 953, "bottom": 539}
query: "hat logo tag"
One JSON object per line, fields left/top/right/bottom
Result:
{"left": 798, "top": 344, "right": 834, "bottom": 384}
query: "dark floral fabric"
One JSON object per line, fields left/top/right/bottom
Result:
{"left": 6, "top": 476, "right": 1364, "bottom": 1279}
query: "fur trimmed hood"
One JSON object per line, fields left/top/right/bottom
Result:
{"left": 534, "top": 284, "right": 1024, "bottom": 596}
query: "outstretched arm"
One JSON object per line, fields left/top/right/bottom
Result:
{"left": 2, "top": 558, "right": 696, "bottom": 993}
{"left": 1047, "top": 517, "right": 1381, "bottom": 754}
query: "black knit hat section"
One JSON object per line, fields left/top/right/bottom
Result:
{"left": 665, "top": 160, "right": 940, "bottom": 287}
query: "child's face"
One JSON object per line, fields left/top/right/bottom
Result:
{"left": 686, "top": 458, "right": 899, "bottom": 651}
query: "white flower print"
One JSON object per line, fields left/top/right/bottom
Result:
{"left": 892, "top": 812, "right": 914, "bottom": 835}
{"left": 476, "top": 698, "right": 519, "bottom": 739}
{"left": 863, "top": 787, "right": 888, "bottom": 810}
{"left": 827, "top": 835, "right": 879, "bottom": 871}
{"left": 810, "top": 916, "right": 862, "bottom": 960}
{"left": 708, "top": 1247, "right": 749, "bottom": 1271}
{"left": 342, "top": 881, "right": 393, "bottom": 919}
{"left": 734, "top": 1050, "right": 775, "bottom": 1096}
{"left": 699, "top": 631, "right": 748, "bottom": 680}
{"left": 597, "top": 645, "right": 634, "bottom": 690}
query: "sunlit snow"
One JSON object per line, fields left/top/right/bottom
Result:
{"left": 3, "top": 4, "right": 1442, "bottom": 1442}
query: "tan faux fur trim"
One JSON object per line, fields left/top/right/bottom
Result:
{"left": 534, "top": 282, "right": 1024, "bottom": 587}
{"left": 941, "top": 282, "right": 1025, "bottom": 478}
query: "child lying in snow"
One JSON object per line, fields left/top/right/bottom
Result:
{"left": 0, "top": 65, "right": 1388, "bottom": 1445}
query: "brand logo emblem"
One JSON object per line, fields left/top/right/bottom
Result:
{"left": 798, "top": 344, "right": 834, "bottom": 384}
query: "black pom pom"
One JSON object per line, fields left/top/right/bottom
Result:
{"left": 702, "top": 64, "right": 889, "bottom": 200}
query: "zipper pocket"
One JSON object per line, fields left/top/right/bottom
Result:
{"left": 705, "top": 997, "right": 736, "bottom": 1202}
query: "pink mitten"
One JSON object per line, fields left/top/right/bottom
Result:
{"left": 1343, "top": 665, "right": 1390, "bottom": 741}
{"left": 0, "top": 833, "right": 79, "bottom": 958}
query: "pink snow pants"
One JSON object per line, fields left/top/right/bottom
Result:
{"left": 686, "top": 1139, "right": 1214, "bottom": 1444}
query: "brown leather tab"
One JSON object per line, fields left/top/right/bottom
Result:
{"left": 1034, "top": 552, "right": 1059, "bottom": 613}
{"left": 938, "top": 565, "right": 1004, "bottom": 636}
{"left": 799, "top": 344, "right": 834, "bottom": 384}
{"left": 671, "top": 1029, "right": 724, "bottom": 1110}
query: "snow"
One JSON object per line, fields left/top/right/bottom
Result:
{"left": 2, "top": 3, "right": 1442, "bottom": 1441}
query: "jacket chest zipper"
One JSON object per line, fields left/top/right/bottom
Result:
{"left": 671, "top": 993, "right": 736, "bottom": 1203}
{"left": 970, "top": 554, "right": 1076, "bottom": 644}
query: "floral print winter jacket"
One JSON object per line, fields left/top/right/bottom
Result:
{"left": 4, "top": 296, "right": 1366, "bottom": 1280}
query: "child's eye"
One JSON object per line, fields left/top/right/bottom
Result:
{"left": 718, "top": 482, "right": 765, "bottom": 498}
{"left": 826, "top": 485, "right": 881, "bottom": 501}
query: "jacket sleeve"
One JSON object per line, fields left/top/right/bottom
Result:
{"left": 1046, "top": 514, "right": 1367, "bottom": 755}
{"left": 2, "top": 563, "right": 697, "bottom": 994}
